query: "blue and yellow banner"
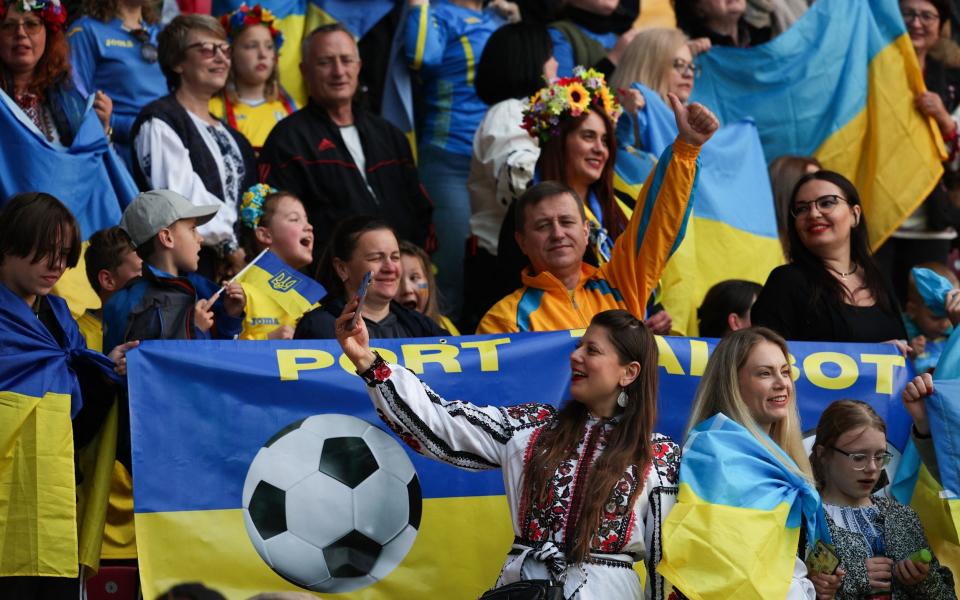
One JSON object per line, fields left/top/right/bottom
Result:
{"left": 236, "top": 250, "right": 326, "bottom": 340}
{"left": 690, "top": 0, "right": 945, "bottom": 250}
{"left": 617, "top": 83, "right": 783, "bottom": 336}
{"left": 128, "top": 333, "right": 915, "bottom": 598}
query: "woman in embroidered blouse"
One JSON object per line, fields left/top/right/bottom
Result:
{"left": 0, "top": 0, "right": 111, "bottom": 146}
{"left": 209, "top": 4, "right": 295, "bottom": 154}
{"left": 131, "top": 13, "right": 257, "bottom": 280}
{"left": 336, "top": 306, "right": 680, "bottom": 599}
{"left": 808, "top": 398, "right": 955, "bottom": 599}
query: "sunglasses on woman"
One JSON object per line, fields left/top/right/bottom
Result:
{"left": 130, "top": 28, "right": 158, "bottom": 64}
{"left": 186, "top": 41, "right": 231, "bottom": 59}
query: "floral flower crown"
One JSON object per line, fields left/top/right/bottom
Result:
{"left": 221, "top": 3, "right": 284, "bottom": 51}
{"left": 0, "top": 0, "right": 66, "bottom": 32}
{"left": 521, "top": 66, "right": 622, "bottom": 144}
{"left": 240, "top": 183, "right": 278, "bottom": 229}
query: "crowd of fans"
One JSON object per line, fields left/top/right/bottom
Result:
{"left": 4, "top": 0, "right": 960, "bottom": 598}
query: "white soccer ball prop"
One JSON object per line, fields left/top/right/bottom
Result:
{"left": 242, "top": 414, "right": 422, "bottom": 593}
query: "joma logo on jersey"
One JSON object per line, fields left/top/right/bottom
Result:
{"left": 269, "top": 272, "right": 299, "bottom": 292}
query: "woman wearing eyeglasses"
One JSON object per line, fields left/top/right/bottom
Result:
{"left": 808, "top": 399, "right": 956, "bottom": 599}
{"left": 131, "top": 14, "right": 257, "bottom": 281}
{"left": 0, "top": 0, "right": 111, "bottom": 144}
{"left": 751, "top": 170, "right": 908, "bottom": 345}
{"left": 68, "top": 0, "right": 166, "bottom": 171}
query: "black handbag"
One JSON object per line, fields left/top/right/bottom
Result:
{"left": 478, "top": 579, "right": 565, "bottom": 600}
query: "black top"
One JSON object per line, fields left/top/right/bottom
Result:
{"left": 684, "top": 18, "right": 771, "bottom": 48}
{"left": 294, "top": 296, "right": 448, "bottom": 340}
{"left": 752, "top": 264, "right": 907, "bottom": 343}
{"left": 259, "top": 101, "right": 434, "bottom": 264}
{"left": 131, "top": 94, "right": 257, "bottom": 200}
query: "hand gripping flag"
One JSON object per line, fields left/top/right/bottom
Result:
{"left": 657, "top": 413, "right": 830, "bottom": 600}
{"left": 690, "top": 0, "right": 945, "bottom": 251}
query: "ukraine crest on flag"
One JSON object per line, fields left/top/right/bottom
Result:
{"left": 235, "top": 249, "right": 326, "bottom": 339}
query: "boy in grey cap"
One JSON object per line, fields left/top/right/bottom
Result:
{"left": 102, "top": 190, "right": 247, "bottom": 350}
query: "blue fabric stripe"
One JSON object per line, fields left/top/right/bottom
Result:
{"left": 516, "top": 288, "right": 545, "bottom": 332}
{"left": 583, "top": 279, "right": 623, "bottom": 302}
{"left": 255, "top": 250, "right": 327, "bottom": 304}
{"left": 634, "top": 145, "right": 673, "bottom": 256}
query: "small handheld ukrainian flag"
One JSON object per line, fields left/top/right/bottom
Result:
{"left": 658, "top": 413, "right": 830, "bottom": 600}
{"left": 235, "top": 249, "right": 326, "bottom": 340}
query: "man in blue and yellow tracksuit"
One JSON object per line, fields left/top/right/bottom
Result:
{"left": 477, "top": 98, "right": 719, "bottom": 334}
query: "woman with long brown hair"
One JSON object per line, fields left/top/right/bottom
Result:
{"left": 335, "top": 306, "right": 679, "bottom": 598}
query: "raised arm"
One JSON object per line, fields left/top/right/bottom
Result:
{"left": 336, "top": 297, "right": 553, "bottom": 470}
{"left": 600, "top": 94, "right": 718, "bottom": 317}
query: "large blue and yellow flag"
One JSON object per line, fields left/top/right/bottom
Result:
{"left": 129, "top": 334, "right": 911, "bottom": 598}
{"left": 0, "top": 90, "right": 138, "bottom": 318}
{"left": 657, "top": 413, "right": 830, "bottom": 600}
{"left": 616, "top": 84, "right": 783, "bottom": 335}
{"left": 0, "top": 284, "right": 117, "bottom": 578}
{"left": 690, "top": 0, "right": 945, "bottom": 250}
{"left": 235, "top": 249, "right": 326, "bottom": 339}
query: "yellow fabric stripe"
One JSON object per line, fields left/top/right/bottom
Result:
{"left": 600, "top": 140, "right": 701, "bottom": 321}
{"left": 77, "top": 400, "right": 121, "bottom": 572}
{"left": 659, "top": 216, "right": 785, "bottom": 336}
{"left": 658, "top": 483, "right": 798, "bottom": 600}
{"left": 459, "top": 35, "right": 475, "bottom": 86}
{"left": 813, "top": 34, "right": 945, "bottom": 250}
{"left": 136, "top": 496, "right": 515, "bottom": 599}
{"left": 52, "top": 240, "right": 99, "bottom": 320}
{"left": 0, "top": 391, "right": 78, "bottom": 577}
{"left": 413, "top": 4, "right": 430, "bottom": 70}
{"left": 910, "top": 464, "right": 960, "bottom": 579}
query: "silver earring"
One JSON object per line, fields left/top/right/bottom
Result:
{"left": 617, "top": 389, "right": 628, "bottom": 408}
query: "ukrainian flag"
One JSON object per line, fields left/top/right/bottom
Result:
{"left": 616, "top": 84, "right": 782, "bottom": 336}
{"left": 657, "top": 413, "right": 829, "bottom": 600}
{"left": 690, "top": 0, "right": 946, "bottom": 250}
{"left": 235, "top": 249, "right": 326, "bottom": 339}
{"left": 0, "top": 285, "right": 117, "bottom": 578}
{"left": 0, "top": 91, "right": 137, "bottom": 318}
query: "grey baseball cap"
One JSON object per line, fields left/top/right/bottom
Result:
{"left": 120, "top": 189, "right": 220, "bottom": 247}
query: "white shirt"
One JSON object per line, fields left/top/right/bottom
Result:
{"left": 339, "top": 124, "right": 377, "bottom": 199}
{"left": 135, "top": 113, "right": 243, "bottom": 247}
{"left": 467, "top": 98, "right": 539, "bottom": 255}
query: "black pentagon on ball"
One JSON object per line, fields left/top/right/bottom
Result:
{"left": 322, "top": 530, "right": 382, "bottom": 578}
{"left": 408, "top": 476, "right": 422, "bottom": 529}
{"left": 318, "top": 437, "right": 378, "bottom": 488}
{"left": 249, "top": 481, "right": 286, "bottom": 540}
{"left": 264, "top": 418, "right": 305, "bottom": 447}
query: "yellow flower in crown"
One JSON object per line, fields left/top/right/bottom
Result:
{"left": 565, "top": 82, "right": 590, "bottom": 115}
{"left": 521, "top": 66, "right": 623, "bottom": 144}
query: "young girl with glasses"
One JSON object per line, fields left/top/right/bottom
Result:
{"left": 210, "top": 4, "right": 295, "bottom": 154}
{"left": 69, "top": 0, "right": 167, "bottom": 171}
{"left": 808, "top": 398, "right": 956, "bottom": 599}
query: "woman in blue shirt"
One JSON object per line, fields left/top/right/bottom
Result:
{"left": 404, "top": 0, "right": 510, "bottom": 320}
{"left": 68, "top": 0, "right": 166, "bottom": 170}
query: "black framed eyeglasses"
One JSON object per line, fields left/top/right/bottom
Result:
{"left": 672, "top": 58, "right": 701, "bottom": 78}
{"left": 130, "top": 28, "right": 158, "bottom": 64}
{"left": 0, "top": 18, "right": 44, "bottom": 36}
{"left": 790, "top": 194, "right": 849, "bottom": 218}
{"left": 829, "top": 446, "right": 892, "bottom": 470}
{"left": 901, "top": 9, "right": 939, "bottom": 25}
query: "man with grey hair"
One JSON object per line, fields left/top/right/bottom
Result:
{"left": 259, "top": 24, "right": 433, "bottom": 264}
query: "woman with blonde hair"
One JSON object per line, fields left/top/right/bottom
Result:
{"left": 662, "top": 327, "right": 829, "bottom": 599}
{"left": 609, "top": 28, "right": 697, "bottom": 105}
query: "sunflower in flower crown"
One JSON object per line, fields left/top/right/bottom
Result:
{"left": 521, "top": 66, "right": 622, "bottom": 144}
